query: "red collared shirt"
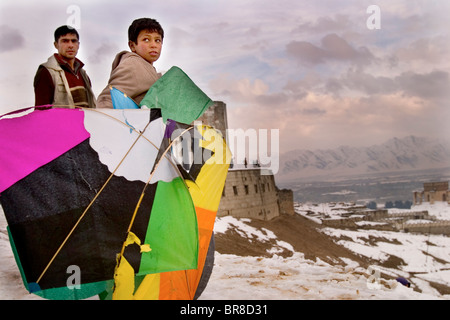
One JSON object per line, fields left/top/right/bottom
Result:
{"left": 34, "top": 54, "right": 91, "bottom": 107}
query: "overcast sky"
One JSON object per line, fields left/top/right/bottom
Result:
{"left": 1, "top": 0, "right": 449, "bottom": 155}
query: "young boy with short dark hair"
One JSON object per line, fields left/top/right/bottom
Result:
{"left": 97, "top": 18, "right": 164, "bottom": 108}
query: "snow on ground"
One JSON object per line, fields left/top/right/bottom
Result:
{"left": 199, "top": 214, "right": 450, "bottom": 300}
{"left": 0, "top": 213, "right": 42, "bottom": 300}
{"left": 295, "top": 201, "right": 450, "bottom": 222}
{"left": 1, "top": 203, "right": 450, "bottom": 300}
{"left": 213, "top": 216, "right": 295, "bottom": 254}
{"left": 409, "top": 202, "right": 450, "bottom": 221}
{"left": 321, "top": 228, "right": 450, "bottom": 295}
{"left": 199, "top": 252, "right": 434, "bottom": 300}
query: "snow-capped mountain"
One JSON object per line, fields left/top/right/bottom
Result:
{"left": 278, "top": 136, "right": 450, "bottom": 182}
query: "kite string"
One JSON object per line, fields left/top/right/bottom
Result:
{"left": 117, "top": 126, "right": 194, "bottom": 260}
{"left": 83, "top": 108, "right": 182, "bottom": 173}
{"left": 36, "top": 120, "right": 151, "bottom": 285}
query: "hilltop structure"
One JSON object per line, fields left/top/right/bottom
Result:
{"left": 413, "top": 181, "right": 449, "bottom": 205}
{"left": 197, "top": 101, "right": 294, "bottom": 221}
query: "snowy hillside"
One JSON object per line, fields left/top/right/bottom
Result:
{"left": 278, "top": 136, "right": 450, "bottom": 182}
{"left": 203, "top": 208, "right": 450, "bottom": 300}
{"left": 1, "top": 203, "right": 449, "bottom": 300}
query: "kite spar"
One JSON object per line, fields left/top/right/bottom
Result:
{"left": 0, "top": 66, "right": 231, "bottom": 300}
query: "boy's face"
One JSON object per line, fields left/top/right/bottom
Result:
{"left": 129, "top": 30, "right": 162, "bottom": 65}
{"left": 54, "top": 33, "right": 79, "bottom": 61}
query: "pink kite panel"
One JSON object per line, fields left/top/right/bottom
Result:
{"left": 0, "top": 108, "right": 90, "bottom": 192}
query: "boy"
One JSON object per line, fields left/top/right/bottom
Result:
{"left": 34, "top": 25, "right": 96, "bottom": 108}
{"left": 97, "top": 18, "right": 164, "bottom": 108}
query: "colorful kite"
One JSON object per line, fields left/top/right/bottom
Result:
{"left": 0, "top": 66, "right": 231, "bottom": 300}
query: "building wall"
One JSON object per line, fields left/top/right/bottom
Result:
{"left": 199, "top": 101, "right": 294, "bottom": 221}
{"left": 196, "top": 101, "right": 229, "bottom": 143}
{"left": 413, "top": 181, "right": 450, "bottom": 204}
{"left": 424, "top": 182, "right": 448, "bottom": 192}
{"left": 218, "top": 169, "right": 280, "bottom": 220}
{"left": 403, "top": 221, "right": 450, "bottom": 236}
{"left": 278, "top": 189, "right": 295, "bottom": 216}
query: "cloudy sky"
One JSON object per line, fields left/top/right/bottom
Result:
{"left": 1, "top": 0, "right": 449, "bottom": 156}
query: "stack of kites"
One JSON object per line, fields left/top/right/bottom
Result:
{"left": 0, "top": 67, "right": 231, "bottom": 300}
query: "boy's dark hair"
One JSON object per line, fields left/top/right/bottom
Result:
{"left": 54, "top": 25, "right": 79, "bottom": 42}
{"left": 128, "top": 18, "right": 164, "bottom": 43}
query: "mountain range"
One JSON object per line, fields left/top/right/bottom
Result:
{"left": 277, "top": 136, "right": 450, "bottom": 182}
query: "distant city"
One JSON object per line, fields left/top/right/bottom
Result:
{"left": 277, "top": 167, "right": 450, "bottom": 207}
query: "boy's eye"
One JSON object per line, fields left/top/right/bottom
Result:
{"left": 140, "top": 36, "right": 162, "bottom": 43}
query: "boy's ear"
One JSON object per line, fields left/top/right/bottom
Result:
{"left": 128, "top": 40, "right": 137, "bottom": 52}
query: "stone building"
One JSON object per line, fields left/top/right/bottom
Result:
{"left": 198, "top": 101, "right": 294, "bottom": 221}
{"left": 413, "top": 181, "right": 450, "bottom": 205}
{"left": 197, "top": 101, "right": 228, "bottom": 139}
{"left": 278, "top": 189, "right": 296, "bottom": 216}
{"left": 217, "top": 168, "right": 280, "bottom": 220}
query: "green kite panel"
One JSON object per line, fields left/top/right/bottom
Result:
{"left": 140, "top": 66, "right": 213, "bottom": 124}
